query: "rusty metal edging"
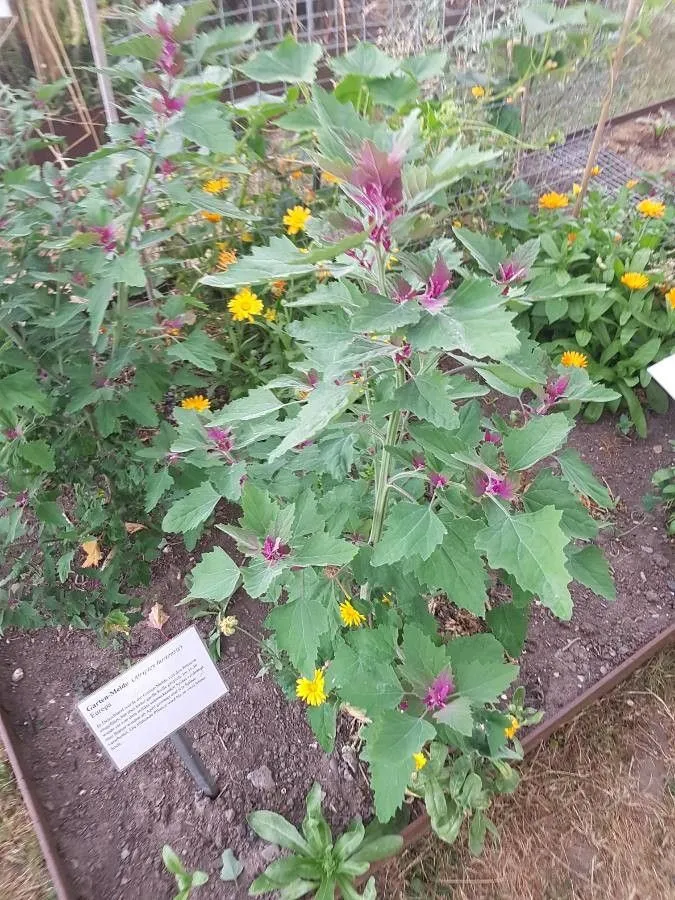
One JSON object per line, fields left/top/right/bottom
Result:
{"left": 564, "top": 95, "right": 675, "bottom": 141}
{"left": 381, "top": 621, "right": 675, "bottom": 856}
{"left": 1, "top": 622, "right": 674, "bottom": 900}
{"left": 0, "top": 704, "right": 76, "bottom": 900}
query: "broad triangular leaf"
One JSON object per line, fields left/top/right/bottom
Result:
{"left": 502, "top": 412, "right": 572, "bottom": 470}
{"left": 372, "top": 502, "right": 446, "bottom": 566}
{"left": 266, "top": 595, "right": 329, "bottom": 676}
{"left": 447, "top": 633, "right": 518, "bottom": 703}
{"left": 238, "top": 37, "right": 323, "bottom": 83}
{"left": 188, "top": 547, "right": 240, "bottom": 602}
{"left": 162, "top": 481, "right": 221, "bottom": 533}
{"left": 329, "top": 637, "right": 402, "bottom": 716}
{"left": 419, "top": 517, "right": 487, "bottom": 616}
{"left": 566, "top": 545, "right": 616, "bottom": 600}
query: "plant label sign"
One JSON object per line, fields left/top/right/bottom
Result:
{"left": 648, "top": 353, "right": 675, "bottom": 401}
{"left": 78, "top": 626, "right": 227, "bottom": 771}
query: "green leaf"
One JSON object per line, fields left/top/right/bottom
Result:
{"left": 247, "top": 810, "right": 311, "bottom": 856}
{"left": 188, "top": 547, "right": 240, "bottom": 602}
{"left": 0, "top": 370, "right": 51, "bottom": 414}
{"left": 350, "top": 292, "right": 422, "bottom": 333}
{"left": 266, "top": 595, "right": 329, "bottom": 676}
{"left": 109, "top": 34, "right": 162, "bottom": 59}
{"left": 57, "top": 549, "right": 75, "bottom": 583}
{"left": 307, "top": 702, "right": 337, "bottom": 754}
{"left": 85, "top": 277, "right": 115, "bottom": 342}
{"left": 145, "top": 468, "right": 173, "bottom": 513}
{"left": 372, "top": 502, "right": 446, "bottom": 566}
{"left": 105, "top": 250, "right": 146, "bottom": 287}
{"left": 161, "top": 845, "right": 183, "bottom": 875}
{"left": 523, "top": 470, "right": 598, "bottom": 540}
{"left": 555, "top": 449, "right": 613, "bottom": 508}
{"left": 485, "top": 602, "right": 530, "bottom": 657}
{"left": 329, "top": 638, "right": 402, "bottom": 716}
{"left": 119, "top": 389, "right": 159, "bottom": 427}
{"left": 162, "top": 482, "right": 221, "bottom": 534}
{"left": 161, "top": 181, "right": 249, "bottom": 221}
{"left": 201, "top": 236, "right": 317, "bottom": 288}
{"left": 419, "top": 518, "right": 487, "bottom": 616}
{"left": 349, "top": 834, "right": 403, "bottom": 864}
{"left": 433, "top": 696, "right": 474, "bottom": 735}
{"left": 395, "top": 373, "right": 459, "bottom": 430}
{"left": 453, "top": 227, "right": 505, "bottom": 274}
{"left": 219, "top": 849, "right": 243, "bottom": 882}
{"left": 292, "top": 533, "right": 358, "bottom": 568}
{"left": 19, "top": 439, "right": 55, "bottom": 472}
{"left": 397, "top": 624, "right": 448, "bottom": 693}
{"left": 362, "top": 712, "right": 436, "bottom": 822}
{"left": 401, "top": 49, "right": 448, "bottom": 81}
{"left": 502, "top": 412, "right": 572, "bottom": 470}
{"left": 34, "top": 501, "right": 69, "bottom": 528}
{"left": 447, "top": 633, "right": 518, "bottom": 703}
{"left": 172, "top": 102, "right": 235, "bottom": 153}
{"left": 475, "top": 507, "right": 572, "bottom": 619}
{"left": 166, "top": 330, "right": 230, "bottom": 372}
{"left": 210, "top": 388, "right": 282, "bottom": 425}
{"left": 269, "top": 382, "right": 357, "bottom": 461}
{"left": 331, "top": 43, "right": 399, "bottom": 78}
{"left": 566, "top": 545, "right": 616, "bottom": 600}
{"left": 238, "top": 37, "right": 323, "bottom": 83}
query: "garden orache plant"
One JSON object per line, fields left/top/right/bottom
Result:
{"left": 247, "top": 782, "right": 400, "bottom": 899}
{"left": 162, "top": 93, "right": 617, "bottom": 845}
{"left": 161, "top": 845, "right": 208, "bottom": 900}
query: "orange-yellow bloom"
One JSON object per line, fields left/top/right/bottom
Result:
{"left": 181, "top": 394, "right": 210, "bottom": 412}
{"left": 203, "top": 176, "right": 230, "bottom": 194}
{"left": 339, "top": 599, "right": 366, "bottom": 628}
{"left": 271, "top": 279, "right": 287, "bottom": 298}
{"left": 217, "top": 248, "right": 237, "bottom": 270}
{"left": 471, "top": 85, "right": 485, "bottom": 99}
{"left": 666, "top": 287, "right": 675, "bottom": 309}
{"left": 560, "top": 350, "right": 588, "bottom": 369}
{"left": 625, "top": 179, "right": 638, "bottom": 189}
{"left": 504, "top": 716, "right": 520, "bottom": 740}
{"left": 413, "top": 752, "right": 427, "bottom": 771}
{"left": 590, "top": 165, "right": 602, "bottom": 176}
{"left": 538, "top": 192, "right": 569, "bottom": 210}
{"left": 228, "top": 287, "right": 263, "bottom": 323}
{"left": 296, "top": 669, "right": 327, "bottom": 706}
{"left": 567, "top": 232, "right": 578, "bottom": 244}
{"left": 621, "top": 272, "right": 649, "bottom": 291}
{"left": 201, "top": 211, "right": 222, "bottom": 223}
{"left": 263, "top": 307, "right": 277, "bottom": 323}
{"left": 283, "top": 205, "right": 311, "bottom": 236}
{"left": 322, "top": 171, "right": 342, "bottom": 186}
{"left": 636, "top": 198, "right": 665, "bottom": 218}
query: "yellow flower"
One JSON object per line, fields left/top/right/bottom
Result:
{"left": 263, "top": 307, "right": 277, "bottom": 323}
{"left": 290, "top": 169, "right": 304, "bottom": 180}
{"left": 636, "top": 198, "right": 665, "bottom": 218}
{"left": 538, "top": 192, "right": 569, "bottom": 210}
{"left": 572, "top": 183, "right": 581, "bottom": 196}
{"left": 413, "top": 752, "right": 427, "bottom": 771}
{"left": 452, "top": 219, "right": 462, "bottom": 228}
{"left": 664, "top": 287, "right": 675, "bottom": 309}
{"left": 560, "top": 350, "right": 588, "bottom": 369}
{"left": 590, "top": 165, "right": 602, "bottom": 176}
{"left": 201, "top": 211, "right": 222, "bottom": 223}
{"left": 339, "top": 599, "right": 366, "bottom": 628}
{"left": 271, "top": 279, "right": 287, "bottom": 297}
{"left": 219, "top": 615, "right": 238, "bottom": 636}
{"left": 385, "top": 254, "right": 398, "bottom": 271}
{"left": 625, "top": 179, "right": 638, "bottom": 189}
{"left": 217, "top": 248, "right": 237, "bottom": 271}
{"left": 471, "top": 85, "right": 485, "bottom": 99}
{"left": 296, "top": 669, "right": 327, "bottom": 706}
{"left": 322, "top": 171, "right": 342, "bottom": 186}
{"left": 181, "top": 394, "right": 211, "bottom": 412}
{"left": 283, "top": 205, "right": 311, "bottom": 236}
{"left": 567, "top": 232, "right": 578, "bottom": 244}
{"left": 544, "top": 59, "right": 558, "bottom": 70}
{"left": 203, "top": 176, "right": 231, "bottom": 194}
{"left": 504, "top": 716, "right": 520, "bottom": 740}
{"left": 240, "top": 231, "right": 254, "bottom": 243}
{"left": 621, "top": 272, "right": 649, "bottom": 291}
{"left": 228, "top": 287, "right": 263, "bottom": 323}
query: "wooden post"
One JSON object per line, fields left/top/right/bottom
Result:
{"left": 572, "top": 0, "right": 642, "bottom": 216}
{"left": 80, "top": 0, "right": 118, "bottom": 126}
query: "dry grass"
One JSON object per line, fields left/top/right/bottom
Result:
{"left": 381, "top": 649, "right": 675, "bottom": 900}
{"left": 0, "top": 746, "right": 53, "bottom": 900}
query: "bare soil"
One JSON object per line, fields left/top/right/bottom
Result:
{"left": 606, "top": 102, "right": 675, "bottom": 178}
{"left": 0, "top": 413, "right": 673, "bottom": 900}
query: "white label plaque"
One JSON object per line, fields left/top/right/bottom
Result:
{"left": 648, "top": 353, "right": 675, "bottom": 401}
{"left": 78, "top": 626, "right": 227, "bottom": 771}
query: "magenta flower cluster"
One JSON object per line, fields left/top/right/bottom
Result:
{"left": 423, "top": 671, "right": 454, "bottom": 711}
{"left": 261, "top": 536, "right": 291, "bottom": 565}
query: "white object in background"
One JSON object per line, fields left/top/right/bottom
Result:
{"left": 78, "top": 626, "right": 227, "bottom": 770}
{"left": 0, "top": 0, "right": 12, "bottom": 18}
{"left": 648, "top": 353, "right": 675, "bottom": 401}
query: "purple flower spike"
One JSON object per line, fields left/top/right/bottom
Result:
{"left": 393, "top": 342, "right": 412, "bottom": 365}
{"left": 545, "top": 375, "right": 570, "bottom": 402}
{"left": 261, "top": 536, "right": 291, "bottom": 565}
{"left": 424, "top": 671, "right": 454, "bottom": 711}
{"left": 132, "top": 128, "right": 148, "bottom": 148}
{"left": 348, "top": 141, "right": 404, "bottom": 226}
{"left": 206, "top": 426, "right": 234, "bottom": 454}
{"left": 14, "top": 490, "right": 29, "bottom": 508}
{"left": 412, "top": 453, "right": 426, "bottom": 470}
{"left": 496, "top": 259, "right": 527, "bottom": 286}
{"left": 392, "top": 277, "right": 416, "bottom": 305}
{"left": 3, "top": 427, "right": 22, "bottom": 441}
{"left": 483, "top": 429, "right": 501, "bottom": 445}
{"left": 91, "top": 224, "right": 117, "bottom": 253}
{"left": 429, "top": 472, "right": 449, "bottom": 490}
{"left": 420, "top": 255, "right": 452, "bottom": 312}
{"left": 476, "top": 472, "right": 515, "bottom": 501}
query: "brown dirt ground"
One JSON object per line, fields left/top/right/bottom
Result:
{"left": 0, "top": 413, "right": 672, "bottom": 900}
{"left": 379, "top": 647, "right": 675, "bottom": 900}
{"left": 606, "top": 103, "right": 675, "bottom": 177}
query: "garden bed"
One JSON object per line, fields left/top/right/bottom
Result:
{"left": 1, "top": 412, "right": 672, "bottom": 900}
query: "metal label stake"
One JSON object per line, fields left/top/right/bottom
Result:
{"left": 170, "top": 728, "right": 219, "bottom": 798}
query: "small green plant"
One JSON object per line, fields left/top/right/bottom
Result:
{"left": 644, "top": 441, "right": 675, "bottom": 536}
{"left": 248, "top": 782, "right": 401, "bottom": 899}
{"left": 161, "top": 845, "right": 208, "bottom": 900}
{"left": 637, "top": 107, "right": 674, "bottom": 143}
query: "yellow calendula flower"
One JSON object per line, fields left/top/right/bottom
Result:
{"left": 504, "top": 716, "right": 520, "bottom": 740}
{"left": 471, "top": 85, "right": 485, "bottom": 99}
{"left": 567, "top": 232, "right": 578, "bottom": 244}
{"left": 413, "top": 752, "right": 427, "bottom": 771}
{"left": 241, "top": 231, "right": 254, "bottom": 243}
{"left": 636, "top": 198, "right": 665, "bottom": 218}
{"left": 572, "top": 183, "right": 581, "bottom": 196}
{"left": 538, "top": 192, "right": 569, "bottom": 210}
{"left": 339, "top": 599, "right": 366, "bottom": 628}
{"left": 590, "top": 165, "right": 602, "bottom": 176}
{"left": 621, "top": 272, "right": 649, "bottom": 291}
{"left": 625, "top": 179, "right": 638, "bottom": 189}
{"left": 219, "top": 615, "right": 238, "bottom": 636}
{"left": 665, "top": 287, "right": 675, "bottom": 309}
{"left": 217, "top": 248, "right": 237, "bottom": 271}
{"left": 290, "top": 169, "right": 303, "bottom": 180}
{"left": 322, "top": 171, "right": 342, "bottom": 186}
{"left": 181, "top": 394, "right": 211, "bottom": 412}
{"left": 203, "top": 176, "right": 231, "bottom": 194}
{"left": 263, "top": 307, "right": 277, "bottom": 323}
{"left": 283, "top": 205, "right": 311, "bottom": 236}
{"left": 296, "top": 669, "right": 327, "bottom": 707}
{"left": 560, "top": 350, "right": 588, "bottom": 369}
{"left": 228, "top": 287, "right": 263, "bottom": 323}
{"left": 201, "top": 211, "right": 222, "bottom": 223}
